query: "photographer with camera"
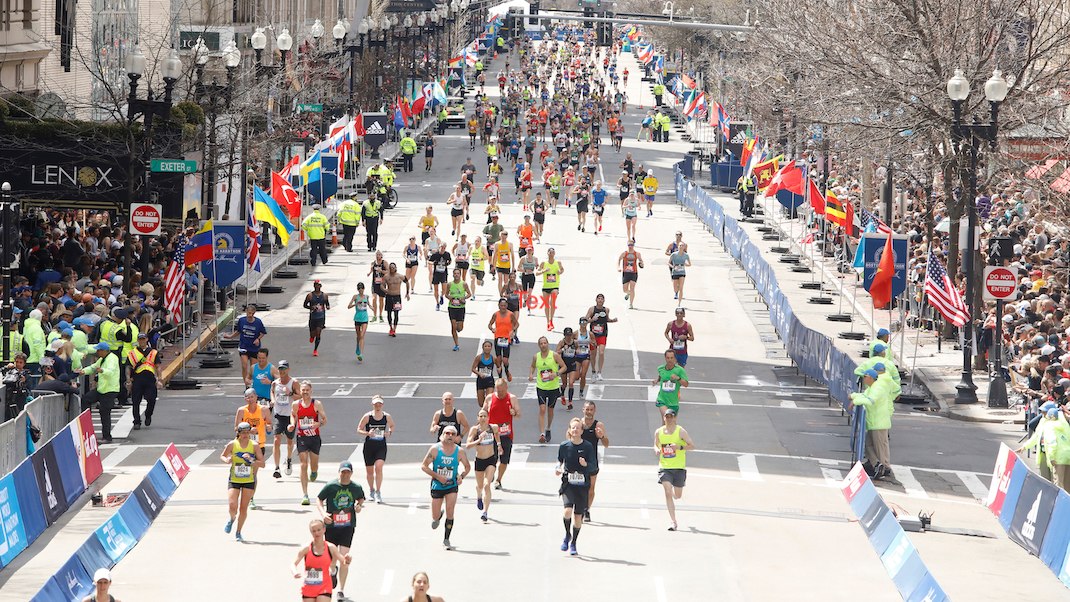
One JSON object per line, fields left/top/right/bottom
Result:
{"left": 2, "top": 352, "right": 32, "bottom": 421}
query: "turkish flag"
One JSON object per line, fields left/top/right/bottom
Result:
{"left": 869, "top": 233, "right": 894, "bottom": 309}
{"left": 271, "top": 171, "right": 302, "bottom": 219}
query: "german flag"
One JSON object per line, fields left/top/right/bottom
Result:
{"left": 825, "top": 189, "right": 854, "bottom": 233}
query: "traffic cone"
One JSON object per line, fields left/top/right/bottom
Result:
{"left": 331, "top": 223, "right": 339, "bottom": 249}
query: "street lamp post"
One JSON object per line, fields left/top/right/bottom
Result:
{"left": 947, "top": 68, "right": 1008, "bottom": 405}
{"left": 1, "top": 181, "right": 14, "bottom": 365}
{"left": 124, "top": 44, "right": 181, "bottom": 295}
{"left": 337, "top": 18, "right": 368, "bottom": 102}
{"left": 251, "top": 27, "right": 292, "bottom": 79}
{"left": 194, "top": 38, "right": 241, "bottom": 221}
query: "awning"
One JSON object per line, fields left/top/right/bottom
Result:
{"left": 1050, "top": 167, "right": 1070, "bottom": 194}
{"left": 1026, "top": 158, "right": 1059, "bottom": 179}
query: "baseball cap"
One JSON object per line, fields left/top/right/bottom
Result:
{"left": 873, "top": 362, "right": 886, "bottom": 372}
{"left": 94, "top": 568, "right": 111, "bottom": 583}
{"left": 237, "top": 422, "right": 252, "bottom": 432}
{"left": 873, "top": 343, "right": 886, "bottom": 353}
{"left": 863, "top": 369, "right": 879, "bottom": 379}
{"left": 877, "top": 328, "right": 890, "bottom": 336}
{"left": 663, "top": 409, "right": 676, "bottom": 417}
{"left": 137, "top": 332, "right": 148, "bottom": 339}
{"left": 94, "top": 342, "right": 111, "bottom": 352}
{"left": 675, "top": 307, "right": 685, "bottom": 314}
{"left": 56, "top": 320, "right": 71, "bottom": 330}
{"left": 61, "top": 328, "right": 74, "bottom": 338}
{"left": 339, "top": 461, "right": 354, "bottom": 472}
{"left": 278, "top": 360, "right": 290, "bottom": 369}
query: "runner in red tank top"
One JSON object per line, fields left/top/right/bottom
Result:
{"left": 292, "top": 519, "right": 349, "bottom": 601}
{"left": 483, "top": 379, "right": 521, "bottom": 490}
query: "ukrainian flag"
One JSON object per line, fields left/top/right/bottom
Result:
{"left": 300, "top": 150, "right": 322, "bottom": 186}
{"left": 184, "top": 220, "right": 215, "bottom": 265}
{"left": 253, "top": 185, "right": 296, "bottom": 246}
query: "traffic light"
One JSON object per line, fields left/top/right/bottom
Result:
{"left": 529, "top": 1, "right": 540, "bottom": 27}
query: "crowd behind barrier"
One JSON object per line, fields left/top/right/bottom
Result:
{"left": 841, "top": 463, "right": 949, "bottom": 601}
{"left": 31, "top": 444, "right": 191, "bottom": 601}
{"left": 0, "top": 410, "right": 104, "bottom": 572}
{"left": 987, "top": 443, "right": 1070, "bottom": 589}
{"left": 673, "top": 161, "right": 861, "bottom": 411}
{"left": 0, "top": 392, "right": 73, "bottom": 478}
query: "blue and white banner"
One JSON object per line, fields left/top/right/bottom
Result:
{"left": 202, "top": 222, "right": 246, "bottom": 288}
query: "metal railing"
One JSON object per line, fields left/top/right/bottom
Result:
{"left": 0, "top": 392, "right": 73, "bottom": 478}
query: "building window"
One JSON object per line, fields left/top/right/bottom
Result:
{"left": 1, "top": 0, "right": 11, "bottom": 31}
{"left": 22, "top": 0, "right": 33, "bottom": 29}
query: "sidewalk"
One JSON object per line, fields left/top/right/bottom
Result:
{"left": 690, "top": 179, "right": 1020, "bottom": 424}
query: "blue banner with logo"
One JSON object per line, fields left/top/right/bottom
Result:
{"left": 203, "top": 222, "right": 246, "bottom": 288}
{"left": 861, "top": 233, "right": 908, "bottom": 298}
{"left": 51, "top": 425, "right": 86, "bottom": 506}
{"left": 307, "top": 152, "right": 339, "bottom": 204}
{"left": 94, "top": 511, "right": 137, "bottom": 564}
{"left": 0, "top": 473, "right": 28, "bottom": 567}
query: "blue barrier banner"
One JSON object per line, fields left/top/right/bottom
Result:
{"left": 889, "top": 550, "right": 930, "bottom": 600}
{"left": 52, "top": 554, "right": 93, "bottom": 601}
{"left": 31, "top": 576, "right": 68, "bottom": 602}
{"left": 12, "top": 459, "right": 46, "bottom": 544}
{"left": 50, "top": 424, "right": 86, "bottom": 506}
{"left": 30, "top": 439, "right": 69, "bottom": 526}
{"left": 131, "top": 475, "right": 164, "bottom": 522}
{"left": 73, "top": 533, "right": 114, "bottom": 580}
{"left": 94, "top": 511, "right": 137, "bottom": 564}
{"left": 203, "top": 223, "right": 247, "bottom": 289}
{"left": 146, "top": 459, "right": 178, "bottom": 501}
{"left": 880, "top": 532, "right": 918, "bottom": 585}
{"left": 0, "top": 472, "right": 28, "bottom": 567}
{"left": 119, "top": 495, "right": 152, "bottom": 540}
{"left": 908, "top": 573, "right": 949, "bottom": 602}
{"left": 999, "top": 460, "right": 1030, "bottom": 531}
{"left": 859, "top": 491, "right": 892, "bottom": 537}
{"left": 869, "top": 512, "right": 903, "bottom": 556}
{"left": 1040, "top": 490, "right": 1070, "bottom": 572}
{"left": 1007, "top": 469, "right": 1058, "bottom": 556}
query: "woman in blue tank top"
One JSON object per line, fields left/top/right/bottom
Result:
{"left": 421, "top": 427, "right": 471, "bottom": 550}
{"left": 347, "top": 283, "right": 370, "bottom": 362}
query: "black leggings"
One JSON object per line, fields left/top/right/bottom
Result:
{"left": 386, "top": 295, "right": 401, "bottom": 328}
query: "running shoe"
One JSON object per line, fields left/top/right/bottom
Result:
{"left": 547, "top": 322, "right": 553, "bottom": 331}
{"left": 577, "top": 224, "right": 581, "bottom": 231}
{"left": 432, "top": 512, "right": 443, "bottom": 529}
{"left": 453, "top": 345, "right": 460, "bottom": 351}
{"left": 481, "top": 512, "right": 488, "bottom": 522}
{"left": 313, "top": 350, "right": 318, "bottom": 357}
{"left": 545, "top": 430, "right": 552, "bottom": 441}
{"left": 512, "top": 335, "right": 520, "bottom": 344}
{"left": 560, "top": 536, "right": 570, "bottom": 551}
{"left": 310, "top": 471, "right": 318, "bottom": 482}
{"left": 443, "top": 538, "right": 453, "bottom": 550}
{"left": 235, "top": 532, "right": 244, "bottom": 542}
{"left": 596, "top": 373, "right": 604, "bottom": 382}
{"left": 273, "top": 468, "right": 282, "bottom": 479}
{"left": 436, "top": 301, "right": 441, "bottom": 311}
{"left": 356, "top": 346, "right": 361, "bottom": 356}
{"left": 581, "top": 227, "right": 585, "bottom": 232}
{"left": 358, "top": 355, "right": 363, "bottom": 362}
{"left": 309, "top": 336, "right": 314, "bottom": 343}
{"left": 376, "top": 491, "right": 383, "bottom": 503}
{"left": 301, "top": 496, "right": 310, "bottom": 506}
{"left": 494, "top": 481, "right": 503, "bottom": 490}
{"left": 539, "top": 433, "right": 546, "bottom": 443}
{"left": 477, "top": 497, "right": 484, "bottom": 510}
{"left": 624, "top": 293, "right": 629, "bottom": 300}
{"left": 569, "top": 543, "right": 577, "bottom": 556}
{"left": 286, "top": 457, "right": 292, "bottom": 475}
{"left": 584, "top": 511, "right": 591, "bottom": 521}
{"left": 249, "top": 498, "right": 259, "bottom": 510}
{"left": 389, "top": 328, "right": 396, "bottom": 337}
{"left": 224, "top": 519, "right": 233, "bottom": 534}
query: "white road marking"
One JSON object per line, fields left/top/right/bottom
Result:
{"left": 779, "top": 399, "right": 798, "bottom": 408}
{"left": 333, "top": 383, "right": 357, "bottom": 396}
{"left": 511, "top": 444, "right": 530, "bottom": 467}
{"left": 380, "top": 569, "right": 395, "bottom": 595}
{"left": 640, "top": 499, "right": 650, "bottom": 520}
{"left": 460, "top": 382, "right": 477, "bottom": 400}
{"left": 185, "top": 449, "right": 215, "bottom": 467}
{"left": 522, "top": 383, "right": 537, "bottom": 399}
{"left": 407, "top": 493, "right": 419, "bottom": 516}
{"left": 895, "top": 467, "right": 930, "bottom": 499}
{"left": 713, "top": 389, "right": 733, "bottom": 405}
{"left": 820, "top": 467, "right": 844, "bottom": 487}
{"left": 630, "top": 336, "right": 641, "bottom": 380}
{"left": 396, "top": 382, "right": 419, "bottom": 397}
{"left": 102, "top": 446, "right": 138, "bottom": 469}
{"left": 737, "top": 454, "right": 762, "bottom": 481}
{"left": 647, "top": 386, "right": 658, "bottom": 401}
{"left": 654, "top": 576, "right": 667, "bottom": 602}
{"left": 956, "top": 471, "right": 989, "bottom": 500}
{"left": 347, "top": 444, "right": 365, "bottom": 469}
{"left": 587, "top": 384, "right": 604, "bottom": 400}
{"left": 111, "top": 410, "right": 134, "bottom": 439}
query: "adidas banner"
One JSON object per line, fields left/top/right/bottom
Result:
{"left": 362, "top": 112, "right": 390, "bottom": 153}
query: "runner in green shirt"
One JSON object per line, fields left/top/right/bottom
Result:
{"left": 316, "top": 461, "right": 366, "bottom": 600}
{"left": 652, "top": 350, "right": 688, "bottom": 416}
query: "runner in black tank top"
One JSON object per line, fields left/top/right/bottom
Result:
{"left": 430, "top": 392, "right": 469, "bottom": 442}
{"left": 357, "top": 396, "right": 394, "bottom": 503}
{"left": 580, "top": 400, "right": 608, "bottom": 521}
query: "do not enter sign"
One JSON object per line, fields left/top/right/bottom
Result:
{"left": 983, "top": 266, "right": 1019, "bottom": 301}
{"left": 129, "top": 203, "right": 162, "bottom": 236}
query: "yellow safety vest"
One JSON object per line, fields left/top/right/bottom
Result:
{"left": 99, "top": 319, "right": 120, "bottom": 350}
{"left": 121, "top": 322, "right": 139, "bottom": 363}
{"left": 128, "top": 347, "right": 158, "bottom": 375}
{"left": 338, "top": 200, "right": 360, "bottom": 226}
{"left": 362, "top": 199, "right": 381, "bottom": 218}
{"left": 400, "top": 137, "right": 417, "bottom": 155}
{"left": 302, "top": 212, "right": 329, "bottom": 240}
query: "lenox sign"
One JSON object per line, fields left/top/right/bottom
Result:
{"left": 30, "top": 164, "right": 115, "bottom": 188}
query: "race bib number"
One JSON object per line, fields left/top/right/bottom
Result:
{"left": 451, "top": 297, "right": 462, "bottom": 306}
{"left": 299, "top": 417, "right": 316, "bottom": 434}
{"left": 661, "top": 444, "right": 676, "bottom": 459}
{"left": 563, "top": 348, "right": 575, "bottom": 358}
{"left": 436, "top": 264, "right": 447, "bottom": 272}
{"left": 305, "top": 569, "right": 323, "bottom": 586}
{"left": 436, "top": 465, "right": 454, "bottom": 479}
{"left": 393, "top": 301, "right": 402, "bottom": 311}
{"left": 540, "top": 369, "right": 556, "bottom": 382}
{"left": 478, "top": 366, "right": 492, "bottom": 378}
{"left": 374, "top": 276, "right": 384, "bottom": 284}
{"left": 546, "top": 273, "right": 557, "bottom": 283}
{"left": 498, "top": 251, "right": 509, "bottom": 262}
{"left": 498, "top": 422, "right": 512, "bottom": 437}
{"left": 672, "top": 265, "right": 686, "bottom": 275}
{"left": 370, "top": 426, "right": 385, "bottom": 441}
{"left": 333, "top": 511, "right": 351, "bottom": 527}
{"left": 497, "top": 337, "right": 510, "bottom": 347}
{"left": 662, "top": 380, "right": 677, "bottom": 392}
{"left": 480, "top": 432, "right": 495, "bottom": 446}
{"left": 567, "top": 471, "right": 586, "bottom": 485}
{"left": 592, "top": 324, "right": 604, "bottom": 334}
{"left": 233, "top": 464, "right": 251, "bottom": 479}
{"left": 672, "top": 340, "right": 686, "bottom": 351}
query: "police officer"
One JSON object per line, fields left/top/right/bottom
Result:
{"left": 653, "top": 81, "right": 665, "bottom": 107}
{"left": 337, "top": 195, "right": 362, "bottom": 252}
{"left": 399, "top": 130, "right": 418, "bottom": 172}
{"left": 361, "top": 195, "right": 383, "bottom": 252}
{"left": 302, "top": 204, "right": 330, "bottom": 267}
{"left": 736, "top": 173, "right": 756, "bottom": 218}
{"left": 127, "top": 332, "right": 160, "bottom": 429}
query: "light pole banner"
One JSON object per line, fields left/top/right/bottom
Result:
{"left": 862, "top": 233, "right": 908, "bottom": 298}
{"left": 202, "top": 222, "right": 246, "bottom": 288}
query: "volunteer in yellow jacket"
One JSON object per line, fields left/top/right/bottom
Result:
{"left": 1018, "top": 402, "right": 1070, "bottom": 490}
{"left": 654, "top": 409, "right": 695, "bottom": 531}
{"left": 78, "top": 342, "right": 119, "bottom": 443}
{"left": 848, "top": 367, "right": 894, "bottom": 479}
{"left": 221, "top": 421, "right": 265, "bottom": 542}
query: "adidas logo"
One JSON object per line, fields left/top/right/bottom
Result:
{"left": 366, "top": 122, "right": 386, "bottom": 135}
{"left": 730, "top": 132, "right": 748, "bottom": 144}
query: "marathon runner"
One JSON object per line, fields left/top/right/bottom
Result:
{"left": 406, "top": 572, "right": 446, "bottom": 602}
{"left": 465, "top": 409, "right": 503, "bottom": 523}
{"left": 556, "top": 417, "right": 594, "bottom": 556}
{"left": 430, "top": 242, "right": 452, "bottom": 311}
{"left": 655, "top": 409, "right": 695, "bottom": 531}
{"left": 580, "top": 401, "right": 608, "bottom": 521}
{"left": 315, "top": 462, "right": 364, "bottom": 601}
{"left": 419, "top": 206, "right": 439, "bottom": 246}
{"left": 445, "top": 268, "right": 472, "bottom": 351}
{"left": 503, "top": 271, "right": 523, "bottom": 343}
{"left": 574, "top": 178, "right": 590, "bottom": 232}
{"left": 531, "top": 335, "right": 567, "bottom": 442}
{"left": 383, "top": 263, "right": 410, "bottom": 338}
{"left": 469, "top": 236, "right": 487, "bottom": 299}
{"left": 403, "top": 236, "right": 421, "bottom": 294}
{"left": 357, "top": 395, "right": 394, "bottom": 504}
{"left": 622, "top": 192, "right": 640, "bottom": 242}
{"left": 618, "top": 241, "right": 644, "bottom": 309}
{"left": 234, "top": 387, "right": 270, "bottom": 508}
{"left": 572, "top": 319, "right": 593, "bottom": 400}
{"left": 591, "top": 181, "right": 607, "bottom": 234}
{"left": 453, "top": 234, "right": 472, "bottom": 283}
{"left": 483, "top": 379, "right": 520, "bottom": 490}
{"left": 488, "top": 298, "right": 519, "bottom": 381}
{"left": 270, "top": 360, "right": 299, "bottom": 478}
{"left": 482, "top": 215, "right": 504, "bottom": 283}
{"left": 556, "top": 328, "right": 578, "bottom": 409}
{"left": 537, "top": 247, "right": 563, "bottom": 331}
{"left": 669, "top": 243, "right": 691, "bottom": 304}
{"left": 249, "top": 348, "right": 278, "bottom": 406}
{"left": 431, "top": 391, "right": 470, "bottom": 443}
{"left": 291, "top": 519, "right": 351, "bottom": 602}
{"left": 229, "top": 304, "right": 266, "bottom": 386}
{"left": 347, "top": 282, "right": 371, "bottom": 361}
{"left": 369, "top": 251, "right": 388, "bottom": 323}
{"left": 471, "top": 341, "right": 498, "bottom": 408}
{"left": 421, "top": 425, "right": 471, "bottom": 550}
{"left": 292, "top": 381, "right": 327, "bottom": 506}
{"left": 642, "top": 169, "right": 658, "bottom": 217}
{"left": 518, "top": 246, "right": 539, "bottom": 317}
{"left": 531, "top": 192, "right": 547, "bottom": 239}
{"left": 448, "top": 185, "right": 466, "bottom": 237}
{"left": 585, "top": 294, "right": 618, "bottom": 381}
{"left": 665, "top": 308, "right": 695, "bottom": 367}
{"left": 221, "top": 422, "right": 263, "bottom": 541}
{"left": 492, "top": 231, "right": 516, "bottom": 297}
{"left": 653, "top": 350, "right": 689, "bottom": 417}
{"left": 303, "top": 280, "right": 330, "bottom": 357}
{"left": 424, "top": 227, "right": 445, "bottom": 294}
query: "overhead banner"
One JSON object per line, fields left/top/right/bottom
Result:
{"left": 362, "top": 113, "right": 389, "bottom": 154}
{"left": 862, "top": 233, "right": 909, "bottom": 298}
{"left": 202, "top": 222, "right": 246, "bottom": 288}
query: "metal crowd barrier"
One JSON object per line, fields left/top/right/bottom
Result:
{"left": 0, "top": 392, "right": 73, "bottom": 477}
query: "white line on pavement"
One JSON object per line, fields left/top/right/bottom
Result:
{"left": 820, "top": 468, "right": 844, "bottom": 488}
{"left": 102, "top": 446, "right": 138, "bottom": 470}
{"left": 347, "top": 444, "right": 365, "bottom": 469}
{"left": 654, "top": 576, "right": 667, "bottom": 602}
{"left": 956, "top": 471, "right": 989, "bottom": 501}
{"left": 407, "top": 493, "right": 418, "bottom": 516}
{"left": 396, "top": 382, "right": 419, "bottom": 397}
{"left": 779, "top": 400, "right": 798, "bottom": 408}
{"left": 112, "top": 410, "right": 134, "bottom": 439}
{"left": 895, "top": 467, "right": 930, "bottom": 499}
{"left": 629, "top": 336, "right": 641, "bottom": 380}
{"left": 587, "top": 384, "right": 604, "bottom": 400}
{"left": 640, "top": 499, "right": 650, "bottom": 520}
{"left": 511, "top": 445, "right": 529, "bottom": 467}
{"left": 647, "top": 386, "right": 658, "bottom": 401}
{"left": 713, "top": 389, "right": 733, "bottom": 405}
{"left": 737, "top": 454, "right": 762, "bottom": 481}
{"left": 380, "top": 569, "right": 395, "bottom": 596}
{"left": 460, "top": 382, "right": 477, "bottom": 400}
{"left": 184, "top": 449, "right": 215, "bottom": 467}
{"left": 522, "top": 383, "right": 536, "bottom": 399}
{"left": 333, "top": 383, "right": 357, "bottom": 396}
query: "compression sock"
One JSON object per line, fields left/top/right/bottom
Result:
{"left": 568, "top": 387, "right": 575, "bottom": 402}
{"left": 563, "top": 517, "right": 572, "bottom": 539}
{"left": 444, "top": 519, "right": 454, "bottom": 539}
{"left": 314, "top": 336, "right": 321, "bottom": 351}
{"left": 571, "top": 526, "right": 581, "bottom": 544}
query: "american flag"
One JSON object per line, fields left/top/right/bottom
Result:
{"left": 163, "top": 245, "right": 186, "bottom": 325}
{"left": 859, "top": 205, "right": 892, "bottom": 234}
{"left": 923, "top": 250, "right": 970, "bottom": 327}
{"left": 247, "top": 199, "right": 261, "bottom": 271}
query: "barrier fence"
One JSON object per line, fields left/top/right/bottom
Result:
{"left": 32, "top": 443, "right": 191, "bottom": 601}
{"left": 986, "top": 443, "right": 1070, "bottom": 588}
{"left": 0, "top": 393, "right": 75, "bottom": 478}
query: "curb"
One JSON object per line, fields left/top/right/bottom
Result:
{"left": 159, "top": 307, "right": 235, "bottom": 385}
